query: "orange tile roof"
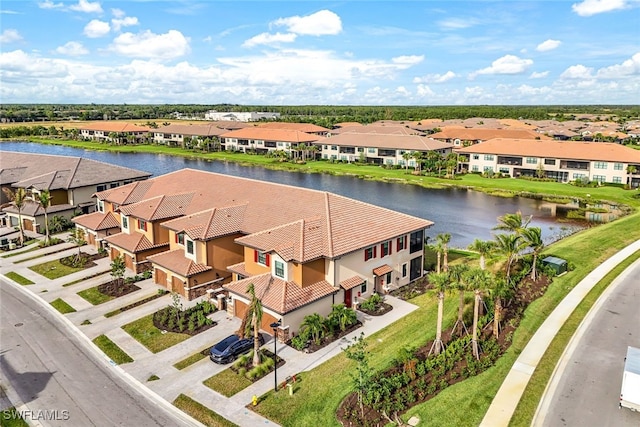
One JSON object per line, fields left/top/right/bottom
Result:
{"left": 97, "top": 180, "right": 155, "bottom": 205}
{"left": 220, "top": 127, "right": 322, "bottom": 143}
{"left": 456, "top": 139, "right": 640, "bottom": 163}
{"left": 325, "top": 133, "right": 450, "bottom": 151}
{"left": 373, "top": 264, "right": 393, "bottom": 276}
{"left": 72, "top": 211, "right": 120, "bottom": 230}
{"left": 333, "top": 125, "right": 423, "bottom": 136}
{"left": 257, "top": 122, "right": 330, "bottom": 133}
{"left": 147, "top": 249, "right": 212, "bottom": 277}
{"left": 162, "top": 204, "right": 248, "bottom": 240}
{"left": 154, "top": 123, "right": 227, "bottom": 137}
{"left": 224, "top": 273, "right": 337, "bottom": 315}
{"left": 118, "top": 193, "right": 194, "bottom": 221}
{"left": 104, "top": 232, "right": 168, "bottom": 253}
{"left": 227, "top": 262, "right": 249, "bottom": 277}
{"left": 340, "top": 275, "right": 366, "bottom": 290}
{"left": 431, "top": 128, "right": 550, "bottom": 141}
{"left": 79, "top": 122, "right": 150, "bottom": 133}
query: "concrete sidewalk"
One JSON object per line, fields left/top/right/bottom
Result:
{"left": 480, "top": 239, "right": 640, "bottom": 427}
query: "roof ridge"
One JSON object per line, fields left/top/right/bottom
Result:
{"left": 64, "top": 157, "right": 82, "bottom": 190}
{"left": 299, "top": 219, "right": 305, "bottom": 262}
{"left": 324, "top": 192, "right": 334, "bottom": 258}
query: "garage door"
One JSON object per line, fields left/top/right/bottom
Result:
{"left": 154, "top": 268, "right": 167, "bottom": 288}
{"left": 111, "top": 248, "right": 121, "bottom": 260}
{"left": 234, "top": 299, "right": 278, "bottom": 333}
{"left": 23, "top": 219, "right": 34, "bottom": 232}
{"left": 171, "top": 276, "right": 185, "bottom": 296}
{"left": 124, "top": 254, "right": 134, "bottom": 270}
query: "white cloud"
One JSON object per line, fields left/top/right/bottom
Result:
{"left": 111, "top": 8, "right": 125, "bottom": 18}
{"left": 109, "top": 30, "right": 190, "bottom": 60}
{"left": 572, "top": 0, "right": 629, "bottom": 16}
{"left": 203, "top": 36, "right": 212, "bottom": 43}
{"left": 55, "top": 41, "right": 89, "bottom": 56}
{"left": 413, "top": 71, "right": 456, "bottom": 84}
{"left": 242, "top": 32, "right": 297, "bottom": 48}
{"left": 272, "top": 10, "right": 342, "bottom": 36}
{"left": 530, "top": 71, "right": 549, "bottom": 79}
{"left": 0, "top": 29, "right": 23, "bottom": 44}
{"left": 69, "top": 0, "right": 103, "bottom": 14}
{"left": 536, "top": 39, "right": 561, "bottom": 52}
{"left": 560, "top": 64, "right": 594, "bottom": 79}
{"left": 112, "top": 16, "right": 139, "bottom": 32}
{"left": 437, "top": 17, "right": 480, "bottom": 30}
{"left": 416, "top": 84, "right": 435, "bottom": 97}
{"left": 470, "top": 55, "right": 533, "bottom": 79}
{"left": 391, "top": 55, "right": 424, "bottom": 68}
{"left": 84, "top": 19, "right": 110, "bottom": 38}
{"left": 38, "top": 0, "right": 64, "bottom": 9}
{"left": 597, "top": 52, "right": 640, "bottom": 78}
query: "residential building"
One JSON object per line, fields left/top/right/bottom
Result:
{"left": 257, "top": 122, "right": 330, "bottom": 136}
{"left": 152, "top": 122, "right": 248, "bottom": 147}
{"left": 430, "top": 127, "right": 551, "bottom": 147}
{"left": 79, "top": 122, "right": 150, "bottom": 143}
{"left": 456, "top": 138, "right": 640, "bottom": 187}
{"left": 220, "top": 127, "right": 321, "bottom": 157}
{"left": 1, "top": 152, "right": 150, "bottom": 236}
{"left": 72, "top": 169, "right": 433, "bottom": 335}
{"left": 204, "top": 111, "right": 280, "bottom": 122}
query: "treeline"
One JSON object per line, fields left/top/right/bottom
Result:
{"left": 1, "top": 104, "right": 639, "bottom": 128}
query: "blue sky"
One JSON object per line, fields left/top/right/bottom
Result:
{"left": 1, "top": 0, "right": 639, "bottom": 105}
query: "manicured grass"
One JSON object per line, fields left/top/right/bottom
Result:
{"left": 0, "top": 407, "right": 29, "bottom": 427}
{"left": 81, "top": 319, "right": 92, "bottom": 325}
{"left": 122, "top": 314, "right": 190, "bottom": 353}
{"left": 174, "top": 348, "right": 209, "bottom": 370}
{"left": 92, "top": 334, "right": 133, "bottom": 364}
{"left": 104, "top": 290, "right": 169, "bottom": 318}
{"left": 510, "top": 249, "right": 640, "bottom": 426}
{"left": 3, "top": 271, "right": 34, "bottom": 285}
{"left": 29, "top": 259, "right": 85, "bottom": 279}
{"left": 2, "top": 246, "right": 40, "bottom": 258}
{"left": 77, "top": 285, "right": 114, "bottom": 305}
{"left": 50, "top": 298, "right": 76, "bottom": 314}
{"left": 203, "top": 368, "right": 253, "bottom": 397}
{"left": 172, "top": 394, "right": 238, "bottom": 427}
{"left": 147, "top": 374, "right": 160, "bottom": 382}
{"left": 62, "top": 271, "right": 110, "bottom": 287}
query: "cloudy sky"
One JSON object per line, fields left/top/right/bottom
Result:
{"left": 1, "top": 0, "right": 639, "bottom": 105}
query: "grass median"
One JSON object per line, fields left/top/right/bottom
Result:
{"left": 3, "top": 272, "right": 34, "bottom": 285}
{"left": 122, "top": 313, "right": 190, "bottom": 354}
{"left": 92, "top": 334, "right": 133, "bottom": 364}
{"left": 203, "top": 368, "right": 253, "bottom": 397}
{"left": 50, "top": 298, "right": 76, "bottom": 314}
{"left": 29, "top": 259, "right": 85, "bottom": 279}
{"left": 77, "top": 285, "right": 114, "bottom": 305}
{"left": 172, "top": 394, "right": 238, "bottom": 427}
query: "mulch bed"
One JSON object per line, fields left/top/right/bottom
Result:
{"left": 300, "top": 321, "right": 363, "bottom": 354}
{"left": 358, "top": 302, "right": 393, "bottom": 316}
{"left": 389, "top": 277, "right": 430, "bottom": 300}
{"left": 111, "top": 290, "right": 169, "bottom": 314}
{"left": 98, "top": 278, "right": 140, "bottom": 298}
{"left": 60, "top": 251, "right": 108, "bottom": 269}
{"left": 232, "top": 349, "right": 286, "bottom": 382}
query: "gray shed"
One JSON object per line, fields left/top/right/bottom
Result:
{"left": 542, "top": 256, "right": 568, "bottom": 275}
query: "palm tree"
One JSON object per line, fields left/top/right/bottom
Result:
{"left": 411, "top": 151, "right": 423, "bottom": 172}
{"left": 402, "top": 151, "right": 411, "bottom": 172}
{"left": 437, "top": 233, "right": 451, "bottom": 271}
{"left": 521, "top": 226, "right": 544, "bottom": 281}
{"left": 465, "top": 267, "right": 493, "bottom": 359}
{"left": 431, "top": 240, "right": 444, "bottom": 273}
{"left": 67, "top": 228, "right": 86, "bottom": 266}
{"left": 494, "top": 233, "right": 525, "bottom": 287}
{"left": 300, "top": 313, "right": 326, "bottom": 345}
{"left": 448, "top": 264, "right": 470, "bottom": 337}
{"left": 328, "top": 303, "right": 357, "bottom": 332}
{"left": 427, "top": 271, "right": 450, "bottom": 355}
{"left": 242, "top": 284, "right": 264, "bottom": 367}
{"left": 467, "top": 238, "right": 495, "bottom": 270}
{"left": 494, "top": 211, "right": 531, "bottom": 234}
{"left": 37, "top": 190, "right": 52, "bottom": 244}
{"left": 489, "top": 275, "right": 511, "bottom": 339}
{"left": 2, "top": 187, "right": 27, "bottom": 246}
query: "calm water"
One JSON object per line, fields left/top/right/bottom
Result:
{"left": 0, "top": 141, "right": 580, "bottom": 248}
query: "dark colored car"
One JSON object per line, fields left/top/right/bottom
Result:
{"left": 209, "top": 334, "right": 265, "bottom": 364}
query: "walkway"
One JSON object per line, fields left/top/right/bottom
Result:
{"left": 480, "top": 239, "right": 640, "bottom": 426}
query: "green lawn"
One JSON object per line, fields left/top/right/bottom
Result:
{"left": 92, "top": 334, "right": 133, "bottom": 364}
{"left": 0, "top": 407, "right": 29, "bottom": 427}
{"left": 29, "top": 259, "right": 85, "bottom": 279}
{"left": 172, "top": 394, "right": 238, "bottom": 427}
{"left": 50, "top": 298, "right": 76, "bottom": 314}
{"left": 122, "top": 314, "right": 190, "bottom": 353}
{"left": 173, "top": 348, "right": 209, "bottom": 370}
{"left": 3, "top": 271, "right": 34, "bottom": 285}
{"left": 203, "top": 368, "right": 253, "bottom": 397}
{"left": 77, "top": 285, "right": 114, "bottom": 305}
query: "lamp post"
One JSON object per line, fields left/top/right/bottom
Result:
{"left": 270, "top": 320, "right": 281, "bottom": 392}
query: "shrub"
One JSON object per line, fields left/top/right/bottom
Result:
{"left": 238, "top": 367, "right": 246, "bottom": 377}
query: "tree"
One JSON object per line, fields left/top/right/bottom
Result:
{"left": 411, "top": 151, "right": 423, "bottom": 172}
{"left": 2, "top": 187, "right": 27, "bottom": 246}
{"left": 449, "top": 264, "right": 470, "bottom": 337}
{"left": 243, "top": 283, "right": 264, "bottom": 367}
{"left": 536, "top": 161, "right": 546, "bottom": 179}
{"left": 427, "top": 271, "right": 450, "bottom": 355}
{"left": 343, "top": 333, "right": 373, "bottom": 419}
{"left": 431, "top": 239, "right": 444, "bottom": 273}
{"left": 464, "top": 267, "right": 493, "bottom": 359}
{"left": 437, "top": 233, "right": 451, "bottom": 271}
{"left": 494, "top": 233, "right": 525, "bottom": 286}
{"left": 37, "top": 190, "right": 52, "bottom": 244}
{"left": 489, "top": 275, "right": 511, "bottom": 339}
{"left": 467, "top": 238, "right": 495, "bottom": 270}
{"left": 521, "top": 226, "right": 544, "bottom": 281}
{"left": 67, "top": 228, "right": 86, "bottom": 266}
{"left": 493, "top": 211, "right": 531, "bottom": 234}
{"left": 402, "top": 151, "right": 411, "bottom": 172}
{"left": 300, "top": 313, "right": 326, "bottom": 345}
{"left": 110, "top": 255, "right": 126, "bottom": 288}
{"left": 328, "top": 303, "right": 357, "bottom": 332}
{"left": 445, "top": 152, "right": 459, "bottom": 178}
{"left": 48, "top": 215, "right": 71, "bottom": 233}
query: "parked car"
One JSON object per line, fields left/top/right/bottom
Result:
{"left": 209, "top": 334, "right": 265, "bottom": 364}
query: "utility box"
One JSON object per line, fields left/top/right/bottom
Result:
{"left": 620, "top": 346, "right": 640, "bottom": 412}
{"left": 542, "top": 256, "right": 568, "bottom": 275}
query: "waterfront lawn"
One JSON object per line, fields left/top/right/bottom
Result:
{"left": 173, "top": 394, "right": 238, "bottom": 427}
{"left": 77, "top": 285, "right": 115, "bottom": 305}
{"left": 203, "top": 368, "right": 253, "bottom": 397}
{"left": 50, "top": 298, "right": 76, "bottom": 314}
{"left": 92, "top": 334, "right": 133, "bottom": 364}
{"left": 4, "top": 271, "right": 34, "bottom": 285}
{"left": 29, "top": 259, "right": 85, "bottom": 279}
{"left": 122, "top": 314, "right": 190, "bottom": 353}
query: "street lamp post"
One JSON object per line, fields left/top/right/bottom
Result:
{"left": 270, "top": 320, "right": 281, "bottom": 392}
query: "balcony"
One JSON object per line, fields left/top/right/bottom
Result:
{"left": 497, "top": 156, "right": 523, "bottom": 166}
{"left": 560, "top": 160, "right": 589, "bottom": 170}
{"left": 378, "top": 149, "right": 396, "bottom": 157}
{"left": 339, "top": 147, "right": 356, "bottom": 154}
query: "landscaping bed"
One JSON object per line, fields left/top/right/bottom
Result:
{"left": 357, "top": 293, "right": 393, "bottom": 316}
{"left": 105, "top": 289, "right": 169, "bottom": 318}
{"left": 289, "top": 304, "right": 361, "bottom": 353}
{"left": 152, "top": 299, "right": 217, "bottom": 335}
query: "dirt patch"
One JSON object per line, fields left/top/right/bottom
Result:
{"left": 358, "top": 302, "right": 393, "bottom": 316}
{"left": 98, "top": 278, "right": 140, "bottom": 298}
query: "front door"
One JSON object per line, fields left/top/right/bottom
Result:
{"left": 344, "top": 289, "right": 352, "bottom": 308}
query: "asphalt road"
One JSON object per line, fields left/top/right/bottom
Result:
{"left": 539, "top": 261, "right": 640, "bottom": 426}
{"left": 0, "top": 279, "right": 198, "bottom": 427}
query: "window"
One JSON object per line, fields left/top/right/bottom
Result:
{"left": 122, "top": 216, "right": 128, "bottom": 229}
{"left": 402, "top": 263, "right": 408, "bottom": 278}
{"left": 573, "top": 173, "right": 586, "bottom": 180}
{"left": 409, "top": 230, "right": 424, "bottom": 254}
{"left": 357, "top": 148, "right": 364, "bottom": 152}
{"left": 277, "top": 142, "right": 283, "bottom": 147}
{"left": 386, "top": 272, "right": 392, "bottom": 284}
{"left": 594, "top": 161, "right": 608, "bottom": 169}
{"left": 368, "top": 148, "right": 376, "bottom": 153}
{"left": 364, "top": 246, "right": 377, "bottom": 261}
{"left": 409, "top": 256, "right": 422, "bottom": 281}
{"left": 545, "top": 158, "right": 556, "bottom": 165}
{"left": 175, "top": 232, "right": 185, "bottom": 244}
{"left": 97, "top": 200, "right": 104, "bottom": 213}
{"left": 138, "top": 219, "right": 147, "bottom": 231}
{"left": 397, "top": 235, "right": 406, "bottom": 251}
{"left": 483, "top": 154, "right": 494, "bottom": 161}
{"left": 472, "top": 165, "right": 479, "bottom": 172}
{"left": 593, "top": 175, "right": 606, "bottom": 183}
{"left": 361, "top": 281, "right": 367, "bottom": 294}
{"left": 96, "top": 184, "right": 107, "bottom": 192}
{"left": 483, "top": 166, "right": 494, "bottom": 172}
{"left": 110, "top": 183, "right": 119, "bottom": 188}
{"left": 473, "top": 154, "right": 479, "bottom": 160}
{"left": 614, "top": 163, "right": 623, "bottom": 171}
{"left": 499, "top": 167, "right": 510, "bottom": 174}
{"left": 331, "top": 145, "right": 338, "bottom": 150}
{"left": 255, "top": 250, "right": 270, "bottom": 266}
{"left": 186, "top": 240, "right": 194, "bottom": 255}
{"left": 275, "top": 260, "right": 285, "bottom": 278}
{"left": 526, "top": 157, "right": 537, "bottom": 164}
{"left": 381, "top": 240, "right": 392, "bottom": 257}
{"left": 613, "top": 176, "right": 622, "bottom": 183}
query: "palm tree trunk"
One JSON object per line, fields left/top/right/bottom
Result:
{"left": 43, "top": 210, "right": 49, "bottom": 244}
{"left": 531, "top": 254, "right": 537, "bottom": 281}
{"left": 493, "top": 298, "right": 502, "bottom": 339}
{"left": 472, "top": 291, "right": 481, "bottom": 360}
{"left": 252, "top": 313, "right": 261, "bottom": 367}
{"left": 436, "top": 252, "right": 441, "bottom": 273}
{"left": 456, "top": 289, "right": 467, "bottom": 336}
{"left": 17, "top": 210, "right": 25, "bottom": 246}
{"left": 430, "top": 293, "right": 445, "bottom": 355}
{"left": 480, "top": 254, "right": 486, "bottom": 270}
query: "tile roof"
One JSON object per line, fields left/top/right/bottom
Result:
{"left": 430, "top": 128, "right": 551, "bottom": 141}
{"left": 333, "top": 125, "right": 424, "bottom": 136}
{"left": 224, "top": 273, "right": 337, "bottom": 315}
{"left": 227, "top": 262, "right": 249, "bottom": 277}
{"left": 118, "top": 193, "right": 194, "bottom": 221}
{"left": 456, "top": 138, "right": 640, "bottom": 163}
{"left": 154, "top": 123, "right": 228, "bottom": 137}
{"left": 0, "top": 152, "right": 150, "bottom": 189}
{"left": 3, "top": 200, "right": 72, "bottom": 216}
{"left": 161, "top": 204, "right": 248, "bottom": 240}
{"left": 373, "top": 264, "right": 393, "bottom": 276}
{"left": 72, "top": 211, "right": 121, "bottom": 230}
{"left": 220, "top": 127, "right": 322, "bottom": 143}
{"left": 147, "top": 249, "right": 212, "bottom": 277}
{"left": 100, "top": 169, "right": 433, "bottom": 259}
{"left": 96, "top": 180, "right": 155, "bottom": 205}
{"left": 257, "top": 122, "right": 330, "bottom": 133}
{"left": 324, "top": 132, "right": 450, "bottom": 151}
{"left": 104, "top": 232, "right": 169, "bottom": 253}
{"left": 340, "top": 275, "right": 366, "bottom": 290}
{"left": 79, "top": 122, "right": 150, "bottom": 133}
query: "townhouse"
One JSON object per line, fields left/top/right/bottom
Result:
{"left": 456, "top": 138, "right": 640, "bottom": 187}
{"left": 79, "top": 122, "right": 150, "bottom": 143}
{"left": 204, "top": 111, "right": 280, "bottom": 122}
{"left": 430, "top": 127, "right": 551, "bottom": 147}
{"left": 220, "top": 127, "right": 322, "bottom": 157}
{"left": 72, "top": 169, "right": 432, "bottom": 335}
{"left": 320, "top": 132, "right": 452, "bottom": 166}
{"left": 152, "top": 122, "right": 248, "bottom": 147}
{"left": 257, "top": 122, "right": 330, "bottom": 136}
{"left": 1, "top": 152, "right": 150, "bottom": 237}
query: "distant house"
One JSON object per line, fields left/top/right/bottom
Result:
{"left": 220, "top": 127, "right": 321, "bottom": 157}
{"left": 204, "top": 111, "right": 280, "bottom": 122}
{"left": 1, "top": 152, "right": 150, "bottom": 236}
{"left": 257, "top": 122, "right": 331, "bottom": 136}
{"left": 78, "top": 122, "right": 150, "bottom": 143}
{"left": 430, "top": 127, "right": 551, "bottom": 147}
{"left": 152, "top": 122, "right": 248, "bottom": 148}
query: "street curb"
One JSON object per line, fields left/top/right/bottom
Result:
{"left": 531, "top": 257, "right": 640, "bottom": 426}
